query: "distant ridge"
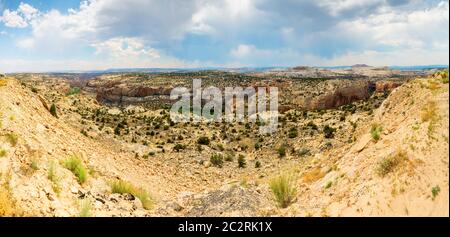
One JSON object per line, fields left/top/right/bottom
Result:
{"left": 7, "top": 65, "right": 448, "bottom": 74}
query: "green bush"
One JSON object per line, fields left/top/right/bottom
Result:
{"left": 370, "top": 123, "right": 382, "bottom": 141}
{"left": 197, "top": 136, "right": 210, "bottom": 145}
{"left": 5, "top": 133, "right": 18, "bottom": 147}
{"left": 432, "top": 186, "right": 441, "bottom": 200}
{"left": 277, "top": 145, "right": 286, "bottom": 158}
{"left": 210, "top": 154, "right": 224, "bottom": 168}
{"left": 323, "top": 125, "right": 336, "bottom": 139}
{"left": 288, "top": 128, "right": 298, "bottom": 138}
{"left": 238, "top": 154, "right": 246, "bottom": 168}
{"left": 173, "top": 143, "right": 185, "bottom": 152}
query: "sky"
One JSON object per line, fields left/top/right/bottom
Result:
{"left": 0, "top": 0, "right": 448, "bottom": 72}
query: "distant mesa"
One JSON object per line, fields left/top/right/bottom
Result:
{"left": 292, "top": 66, "right": 313, "bottom": 71}
{"left": 351, "top": 64, "right": 371, "bottom": 68}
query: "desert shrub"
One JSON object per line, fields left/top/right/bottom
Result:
{"left": 50, "top": 104, "right": 58, "bottom": 118}
{"left": 173, "top": 143, "right": 185, "bottom": 152}
{"left": 324, "top": 181, "right": 332, "bottom": 189}
{"left": 254, "top": 142, "right": 262, "bottom": 150}
{"left": 63, "top": 155, "right": 87, "bottom": 184}
{"left": 5, "top": 133, "right": 18, "bottom": 147}
{"left": 288, "top": 128, "right": 298, "bottom": 138}
{"left": 277, "top": 145, "right": 286, "bottom": 158}
{"left": 0, "top": 149, "right": 6, "bottom": 157}
{"left": 109, "top": 180, "right": 153, "bottom": 210}
{"left": 323, "top": 125, "right": 336, "bottom": 139}
{"left": 270, "top": 174, "right": 297, "bottom": 208}
{"left": 197, "top": 136, "right": 210, "bottom": 145}
{"left": 210, "top": 154, "right": 224, "bottom": 168}
{"left": 376, "top": 150, "right": 407, "bottom": 177}
{"left": 238, "top": 154, "right": 246, "bottom": 168}
{"left": 432, "top": 185, "right": 441, "bottom": 200}
{"left": 255, "top": 160, "right": 261, "bottom": 168}
{"left": 370, "top": 123, "right": 382, "bottom": 141}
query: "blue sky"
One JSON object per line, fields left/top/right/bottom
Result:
{"left": 0, "top": 0, "right": 448, "bottom": 72}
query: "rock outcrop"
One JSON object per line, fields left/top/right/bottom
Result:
{"left": 294, "top": 81, "right": 374, "bottom": 110}
{"left": 375, "top": 80, "right": 404, "bottom": 93}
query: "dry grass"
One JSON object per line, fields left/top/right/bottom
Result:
{"left": 270, "top": 174, "right": 297, "bottom": 208}
{"left": 0, "top": 80, "right": 7, "bottom": 87}
{"left": 302, "top": 167, "right": 326, "bottom": 183}
{"left": 47, "top": 161, "right": 61, "bottom": 194}
{"left": 421, "top": 101, "right": 438, "bottom": 122}
{"left": 376, "top": 149, "right": 408, "bottom": 177}
{"left": 109, "top": 179, "right": 153, "bottom": 210}
{"left": 63, "top": 155, "right": 87, "bottom": 184}
{"left": 78, "top": 199, "right": 93, "bottom": 217}
{"left": 0, "top": 177, "right": 21, "bottom": 216}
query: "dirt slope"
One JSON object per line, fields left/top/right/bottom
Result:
{"left": 1, "top": 77, "right": 169, "bottom": 216}
{"left": 290, "top": 77, "right": 449, "bottom": 216}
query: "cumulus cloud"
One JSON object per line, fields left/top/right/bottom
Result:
{"left": 0, "top": 2, "right": 38, "bottom": 28}
{"left": 18, "top": 2, "right": 38, "bottom": 20}
{"left": 1, "top": 9, "right": 28, "bottom": 28}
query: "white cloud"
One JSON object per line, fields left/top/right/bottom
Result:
{"left": 92, "top": 37, "right": 160, "bottom": 59}
{"left": 1, "top": 9, "right": 28, "bottom": 28}
{"left": 339, "top": 1, "right": 449, "bottom": 49}
{"left": 191, "top": 0, "right": 268, "bottom": 36}
{"left": 18, "top": 2, "right": 38, "bottom": 20}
